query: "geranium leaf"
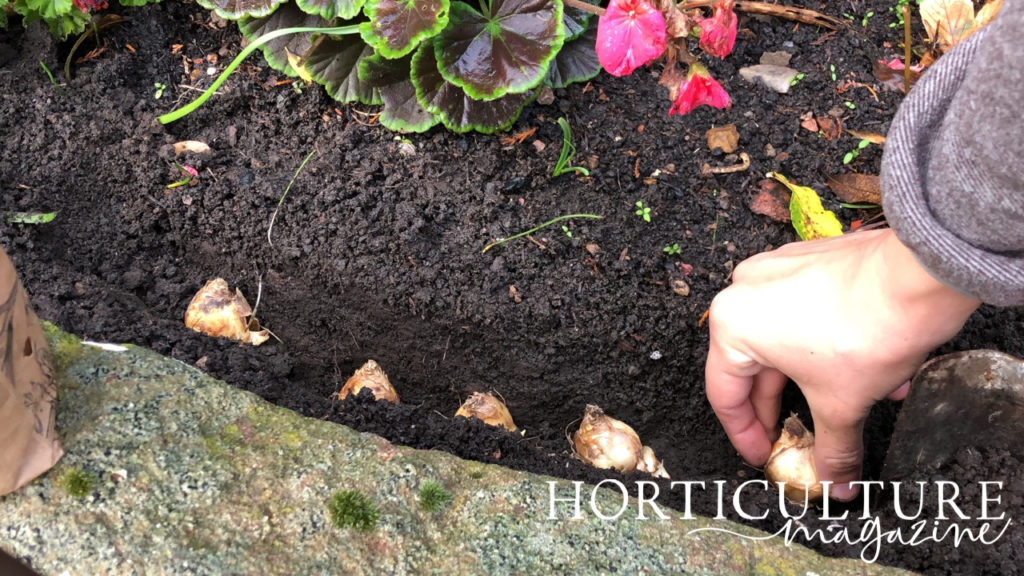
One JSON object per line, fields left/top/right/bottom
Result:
{"left": 413, "top": 44, "right": 532, "bottom": 133}
{"left": 197, "top": 0, "right": 286, "bottom": 20}
{"left": 435, "top": 0, "right": 563, "bottom": 100}
{"left": 239, "top": 3, "right": 330, "bottom": 76}
{"left": 545, "top": 25, "right": 599, "bottom": 89}
{"left": 359, "top": 53, "right": 439, "bottom": 132}
{"left": 14, "top": 0, "right": 91, "bottom": 39}
{"left": 296, "top": 0, "right": 363, "bottom": 20}
{"left": 562, "top": 0, "right": 594, "bottom": 41}
{"left": 769, "top": 172, "right": 843, "bottom": 241}
{"left": 360, "top": 0, "right": 449, "bottom": 59}
{"left": 305, "top": 35, "right": 382, "bottom": 104}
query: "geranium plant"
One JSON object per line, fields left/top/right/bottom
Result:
{"left": 1, "top": 0, "right": 158, "bottom": 39}
{"left": 175, "top": 0, "right": 737, "bottom": 133}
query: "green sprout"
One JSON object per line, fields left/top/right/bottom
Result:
{"left": 829, "top": 64, "right": 837, "bottom": 82}
{"left": 844, "top": 101, "right": 856, "bottom": 110}
{"left": 552, "top": 117, "right": 590, "bottom": 177}
{"left": 39, "top": 61, "right": 60, "bottom": 90}
{"left": 561, "top": 225, "right": 573, "bottom": 238}
{"left": 634, "top": 201, "right": 651, "bottom": 223}
{"left": 418, "top": 481, "right": 452, "bottom": 513}
{"left": 327, "top": 490, "right": 380, "bottom": 532}
{"left": 861, "top": 11, "right": 874, "bottom": 26}
{"left": 5, "top": 211, "right": 56, "bottom": 224}
{"left": 889, "top": 0, "right": 913, "bottom": 28}
{"left": 663, "top": 243, "right": 681, "bottom": 256}
{"left": 166, "top": 162, "right": 198, "bottom": 189}
{"left": 154, "top": 82, "right": 167, "bottom": 99}
{"left": 843, "top": 139, "right": 871, "bottom": 164}
{"left": 789, "top": 72, "right": 805, "bottom": 87}
{"left": 59, "top": 468, "right": 96, "bottom": 499}
{"left": 482, "top": 213, "right": 602, "bottom": 253}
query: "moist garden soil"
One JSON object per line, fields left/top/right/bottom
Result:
{"left": 2, "top": 1, "right": 1023, "bottom": 573}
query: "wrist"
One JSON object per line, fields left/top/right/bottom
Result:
{"left": 877, "top": 229, "right": 981, "bottom": 328}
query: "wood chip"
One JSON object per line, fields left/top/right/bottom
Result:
{"left": 825, "top": 173, "right": 882, "bottom": 204}
{"left": 706, "top": 124, "right": 740, "bottom": 153}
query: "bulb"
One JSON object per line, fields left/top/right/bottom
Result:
{"left": 338, "top": 360, "right": 399, "bottom": 403}
{"left": 455, "top": 392, "right": 517, "bottom": 431}
{"left": 184, "top": 278, "right": 269, "bottom": 346}
{"left": 764, "top": 414, "right": 824, "bottom": 502}
{"left": 572, "top": 404, "right": 669, "bottom": 478}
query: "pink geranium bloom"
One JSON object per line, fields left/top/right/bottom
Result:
{"left": 596, "top": 0, "right": 667, "bottom": 77}
{"left": 698, "top": 3, "right": 738, "bottom": 59}
{"left": 72, "top": 0, "right": 108, "bottom": 12}
{"left": 668, "top": 63, "right": 731, "bottom": 116}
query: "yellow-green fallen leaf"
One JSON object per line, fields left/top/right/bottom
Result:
{"left": 285, "top": 47, "right": 312, "bottom": 83}
{"left": 768, "top": 172, "right": 843, "bottom": 241}
{"left": 5, "top": 211, "right": 56, "bottom": 224}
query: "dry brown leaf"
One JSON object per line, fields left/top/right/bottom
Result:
{"left": 816, "top": 116, "right": 842, "bottom": 140}
{"left": 825, "top": 174, "right": 882, "bottom": 205}
{"left": 173, "top": 140, "right": 212, "bottom": 155}
{"left": 706, "top": 124, "right": 739, "bottom": 153}
{"left": 975, "top": 0, "right": 1003, "bottom": 29}
{"left": 799, "top": 112, "right": 818, "bottom": 133}
{"left": 749, "top": 179, "right": 791, "bottom": 222}
{"left": 920, "top": 0, "right": 976, "bottom": 52}
{"left": 846, "top": 130, "right": 887, "bottom": 145}
{"left": 499, "top": 126, "right": 537, "bottom": 146}
{"left": 184, "top": 278, "right": 269, "bottom": 345}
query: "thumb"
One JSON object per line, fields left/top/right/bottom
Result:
{"left": 810, "top": 409, "right": 866, "bottom": 501}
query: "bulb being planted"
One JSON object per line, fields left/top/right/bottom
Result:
{"left": 184, "top": 278, "right": 270, "bottom": 346}
{"left": 338, "top": 360, "right": 399, "bottom": 403}
{"left": 455, "top": 392, "right": 517, "bottom": 432}
{"left": 572, "top": 404, "right": 669, "bottom": 478}
{"left": 764, "top": 414, "right": 824, "bottom": 502}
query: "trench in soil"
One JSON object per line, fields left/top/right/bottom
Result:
{"left": 2, "top": 1, "right": 1024, "bottom": 574}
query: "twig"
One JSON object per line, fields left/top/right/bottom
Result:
{"left": 267, "top": 148, "right": 317, "bottom": 247}
{"left": 903, "top": 4, "right": 912, "bottom": 93}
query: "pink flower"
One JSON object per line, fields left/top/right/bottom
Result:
{"left": 72, "top": 0, "right": 108, "bottom": 13}
{"left": 668, "top": 63, "right": 731, "bottom": 116}
{"left": 698, "top": 3, "right": 738, "bottom": 59}
{"left": 596, "top": 0, "right": 667, "bottom": 77}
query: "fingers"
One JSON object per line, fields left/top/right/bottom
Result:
{"left": 705, "top": 342, "right": 773, "bottom": 466}
{"left": 752, "top": 368, "right": 787, "bottom": 442}
{"left": 887, "top": 379, "right": 911, "bottom": 401}
{"left": 810, "top": 407, "right": 866, "bottom": 501}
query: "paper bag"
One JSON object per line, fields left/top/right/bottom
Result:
{"left": 0, "top": 247, "right": 62, "bottom": 495}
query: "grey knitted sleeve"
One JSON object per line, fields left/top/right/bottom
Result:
{"left": 880, "top": 4, "right": 1024, "bottom": 307}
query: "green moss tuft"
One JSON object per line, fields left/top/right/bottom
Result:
{"left": 327, "top": 490, "right": 380, "bottom": 532}
{"left": 41, "top": 321, "right": 83, "bottom": 375}
{"left": 417, "top": 480, "right": 452, "bottom": 513}
{"left": 58, "top": 468, "right": 97, "bottom": 498}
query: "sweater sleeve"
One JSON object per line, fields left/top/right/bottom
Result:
{"left": 880, "top": 3, "right": 1024, "bottom": 307}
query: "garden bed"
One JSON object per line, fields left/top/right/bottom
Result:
{"left": 1, "top": 1, "right": 1022, "bottom": 573}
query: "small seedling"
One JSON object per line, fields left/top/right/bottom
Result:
{"left": 889, "top": 0, "right": 912, "bottom": 28}
{"left": 5, "top": 211, "right": 56, "bottom": 224}
{"left": 417, "top": 481, "right": 452, "bottom": 513}
{"left": 154, "top": 82, "right": 167, "bottom": 99}
{"left": 663, "top": 243, "right": 681, "bottom": 256}
{"left": 268, "top": 148, "right": 317, "bottom": 247}
{"left": 861, "top": 11, "right": 874, "bottom": 27}
{"left": 166, "top": 163, "right": 198, "bottom": 188}
{"left": 327, "top": 490, "right": 380, "bottom": 532}
{"left": 829, "top": 64, "right": 837, "bottom": 82}
{"left": 634, "top": 201, "right": 651, "bottom": 223}
{"left": 789, "top": 72, "right": 805, "bottom": 87}
{"left": 552, "top": 117, "right": 590, "bottom": 177}
{"left": 843, "top": 139, "right": 871, "bottom": 164}
{"left": 561, "top": 225, "right": 573, "bottom": 238}
{"left": 39, "top": 61, "right": 61, "bottom": 90}
{"left": 844, "top": 101, "right": 856, "bottom": 110}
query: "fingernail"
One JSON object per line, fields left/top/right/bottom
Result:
{"left": 829, "top": 482, "right": 859, "bottom": 501}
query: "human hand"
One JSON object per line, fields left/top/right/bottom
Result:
{"left": 705, "top": 229, "right": 980, "bottom": 500}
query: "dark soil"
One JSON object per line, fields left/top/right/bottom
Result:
{"left": 2, "top": 1, "right": 1022, "bottom": 573}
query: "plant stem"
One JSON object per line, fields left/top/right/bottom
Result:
{"left": 482, "top": 214, "right": 602, "bottom": 253}
{"left": 158, "top": 25, "right": 360, "bottom": 124}
{"left": 268, "top": 148, "right": 318, "bottom": 247}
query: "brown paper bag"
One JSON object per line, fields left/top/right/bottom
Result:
{"left": 0, "top": 247, "right": 62, "bottom": 495}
